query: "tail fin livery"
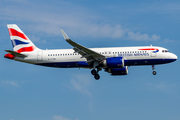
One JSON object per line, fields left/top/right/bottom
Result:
{"left": 7, "top": 24, "right": 38, "bottom": 53}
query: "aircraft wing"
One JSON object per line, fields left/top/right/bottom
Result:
{"left": 61, "top": 29, "right": 105, "bottom": 63}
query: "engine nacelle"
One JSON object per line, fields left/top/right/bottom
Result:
{"left": 105, "top": 66, "right": 128, "bottom": 75}
{"left": 103, "top": 57, "right": 124, "bottom": 68}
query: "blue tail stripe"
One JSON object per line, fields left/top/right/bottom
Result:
{"left": 11, "top": 39, "right": 29, "bottom": 47}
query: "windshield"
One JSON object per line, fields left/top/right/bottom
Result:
{"left": 162, "top": 50, "right": 170, "bottom": 53}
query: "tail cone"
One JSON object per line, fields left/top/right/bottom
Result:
{"left": 4, "top": 53, "right": 15, "bottom": 59}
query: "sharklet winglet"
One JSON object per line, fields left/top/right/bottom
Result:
{"left": 60, "top": 29, "right": 70, "bottom": 40}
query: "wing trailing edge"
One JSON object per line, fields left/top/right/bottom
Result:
{"left": 60, "top": 29, "right": 105, "bottom": 65}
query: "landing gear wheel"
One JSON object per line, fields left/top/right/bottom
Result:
{"left": 153, "top": 71, "right": 156, "bottom": 75}
{"left": 94, "top": 74, "right": 100, "bottom": 80}
{"left": 152, "top": 65, "right": 156, "bottom": 75}
{"left": 91, "top": 69, "right": 97, "bottom": 75}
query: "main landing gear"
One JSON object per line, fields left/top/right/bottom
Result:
{"left": 91, "top": 68, "right": 101, "bottom": 80}
{"left": 91, "top": 61, "right": 101, "bottom": 80}
{"left": 152, "top": 65, "right": 156, "bottom": 75}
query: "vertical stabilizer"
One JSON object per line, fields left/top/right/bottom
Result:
{"left": 7, "top": 24, "right": 39, "bottom": 53}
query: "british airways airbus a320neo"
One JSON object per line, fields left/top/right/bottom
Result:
{"left": 4, "top": 24, "right": 178, "bottom": 80}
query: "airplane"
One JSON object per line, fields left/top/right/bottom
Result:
{"left": 4, "top": 24, "right": 178, "bottom": 80}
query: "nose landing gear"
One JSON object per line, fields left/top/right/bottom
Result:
{"left": 152, "top": 65, "right": 156, "bottom": 75}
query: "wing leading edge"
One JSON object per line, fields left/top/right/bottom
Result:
{"left": 60, "top": 29, "right": 105, "bottom": 64}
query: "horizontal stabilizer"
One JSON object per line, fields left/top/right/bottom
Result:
{"left": 5, "top": 50, "right": 27, "bottom": 57}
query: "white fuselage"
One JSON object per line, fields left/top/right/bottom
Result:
{"left": 13, "top": 46, "right": 177, "bottom": 68}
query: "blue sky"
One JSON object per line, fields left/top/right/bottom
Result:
{"left": 0, "top": 0, "right": 180, "bottom": 120}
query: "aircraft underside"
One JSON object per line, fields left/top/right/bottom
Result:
{"left": 36, "top": 58, "right": 176, "bottom": 68}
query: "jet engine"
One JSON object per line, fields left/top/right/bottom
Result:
{"left": 105, "top": 66, "right": 128, "bottom": 75}
{"left": 103, "top": 57, "right": 124, "bottom": 68}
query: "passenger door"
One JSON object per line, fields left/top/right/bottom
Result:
{"left": 37, "top": 51, "right": 43, "bottom": 61}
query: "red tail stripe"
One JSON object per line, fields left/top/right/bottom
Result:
{"left": 138, "top": 48, "right": 157, "bottom": 50}
{"left": 16, "top": 46, "right": 34, "bottom": 53}
{"left": 8, "top": 28, "right": 28, "bottom": 40}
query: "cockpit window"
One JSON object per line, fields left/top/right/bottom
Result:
{"left": 162, "top": 50, "right": 169, "bottom": 53}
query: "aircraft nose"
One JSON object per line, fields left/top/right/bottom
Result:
{"left": 171, "top": 53, "right": 178, "bottom": 60}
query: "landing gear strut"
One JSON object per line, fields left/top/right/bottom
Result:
{"left": 91, "top": 61, "right": 101, "bottom": 80}
{"left": 91, "top": 68, "right": 101, "bottom": 80}
{"left": 152, "top": 65, "right": 156, "bottom": 75}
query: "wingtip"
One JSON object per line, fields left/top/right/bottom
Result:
{"left": 60, "top": 29, "right": 70, "bottom": 40}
